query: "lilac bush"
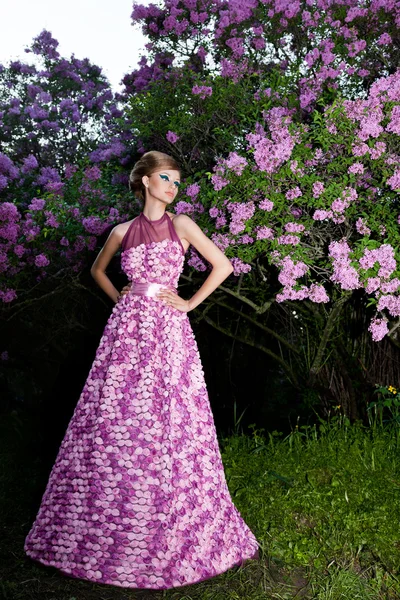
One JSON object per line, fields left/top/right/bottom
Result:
{"left": 186, "top": 71, "right": 400, "bottom": 342}
{"left": 129, "top": 0, "right": 399, "bottom": 110}
{"left": 125, "top": 1, "right": 400, "bottom": 346}
{"left": 2, "top": 5, "right": 400, "bottom": 355}
{"left": 0, "top": 163, "right": 133, "bottom": 303}
{"left": 0, "top": 31, "right": 122, "bottom": 173}
{"left": 0, "top": 30, "right": 135, "bottom": 305}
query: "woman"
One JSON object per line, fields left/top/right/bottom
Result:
{"left": 24, "top": 151, "right": 259, "bottom": 590}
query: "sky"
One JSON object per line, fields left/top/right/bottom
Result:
{"left": 0, "top": 0, "right": 150, "bottom": 91}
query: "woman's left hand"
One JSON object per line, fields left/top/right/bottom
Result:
{"left": 157, "top": 289, "right": 191, "bottom": 312}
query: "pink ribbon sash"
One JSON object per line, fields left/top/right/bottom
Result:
{"left": 130, "top": 281, "right": 177, "bottom": 297}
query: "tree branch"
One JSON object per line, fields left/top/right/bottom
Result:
{"left": 211, "top": 299, "right": 300, "bottom": 354}
{"left": 309, "top": 293, "right": 351, "bottom": 380}
{"left": 203, "top": 314, "right": 300, "bottom": 388}
{"left": 217, "top": 284, "right": 273, "bottom": 314}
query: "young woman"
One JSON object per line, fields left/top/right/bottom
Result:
{"left": 24, "top": 151, "right": 259, "bottom": 590}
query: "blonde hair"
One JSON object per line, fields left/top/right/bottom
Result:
{"left": 129, "top": 151, "right": 181, "bottom": 201}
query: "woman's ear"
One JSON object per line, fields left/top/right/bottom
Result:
{"left": 142, "top": 175, "right": 149, "bottom": 188}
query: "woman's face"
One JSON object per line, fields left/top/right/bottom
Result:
{"left": 143, "top": 168, "right": 181, "bottom": 205}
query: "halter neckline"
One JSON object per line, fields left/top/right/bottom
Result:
{"left": 121, "top": 210, "right": 185, "bottom": 256}
{"left": 140, "top": 212, "right": 167, "bottom": 224}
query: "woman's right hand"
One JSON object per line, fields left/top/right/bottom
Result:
{"left": 119, "top": 283, "right": 132, "bottom": 298}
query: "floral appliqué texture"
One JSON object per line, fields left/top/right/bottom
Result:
{"left": 24, "top": 233, "right": 259, "bottom": 589}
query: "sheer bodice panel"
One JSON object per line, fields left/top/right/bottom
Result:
{"left": 120, "top": 213, "right": 185, "bottom": 288}
{"left": 121, "top": 212, "right": 184, "bottom": 254}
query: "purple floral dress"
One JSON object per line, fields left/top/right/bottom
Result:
{"left": 24, "top": 212, "right": 259, "bottom": 590}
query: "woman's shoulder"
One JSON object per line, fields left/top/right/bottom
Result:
{"left": 167, "top": 211, "right": 194, "bottom": 226}
{"left": 112, "top": 216, "right": 139, "bottom": 242}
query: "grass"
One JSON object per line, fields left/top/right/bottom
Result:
{"left": 2, "top": 410, "right": 400, "bottom": 599}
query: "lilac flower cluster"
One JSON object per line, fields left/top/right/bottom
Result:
{"left": 329, "top": 240, "right": 360, "bottom": 290}
{"left": 174, "top": 201, "right": 194, "bottom": 215}
{"left": 285, "top": 186, "right": 302, "bottom": 200}
{"left": 255, "top": 226, "right": 274, "bottom": 241}
{"left": 230, "top": 257, "right": 252, "bottom": 276}
{"left": 368, "top": 317, "right": 389, "bottom": 342}
{"left": 355, "top": 218, "right": 371, "bottom": 236}
{"left": 210, "top": 152, "right": 248, "bottom": 191}
{"left": 348, "top": 162, "right": 364, "bottom": 175}
{"left": 359, "top": 245, "right": 397, "bottom": 279}
{"left": 259, "top": 199, "right": 274, "bottom": 211}
{"left": 166, "top": 131, "right": 179, "bottom": 144}
{"left": 185, "top": 183, "right": 200, "bottom": 199}
{"left": 312, "top": 181, "right": 324, "bottom": 197}
{"left": 211, "top": 233, "right": 231, "bottom": 252}
{"left": 274, "top": 255, "right": 329, "bottom": 303}
{"left": 192, "top": 85, "right": 213, "bottom": 99}
{"left": 187, "top": 247, "right": 207, "bottom": 271}
{"left": 224, "top": 152, "right": 248, "bottom": 176}
{"left": 226, "top": 201, "right": 255, "bottom": 235}
{"left": 246, "top": 108, "right": 297, "bottom": 174}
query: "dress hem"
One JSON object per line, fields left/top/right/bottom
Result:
{"left": 24, "top": 546, "right": 260, "bottom": 590}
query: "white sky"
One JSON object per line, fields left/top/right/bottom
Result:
{"left": 0, "top": 0, "right": 150, "bottom": 91}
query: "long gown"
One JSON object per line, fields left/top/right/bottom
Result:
{"left": 24, "top": 211, "right": 259, "bottom": 590}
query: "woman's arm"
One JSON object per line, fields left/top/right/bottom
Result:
{"left": 90, "top": 226, "right": 124, "bottom": 303}
{"left": 157, "top": 215, "right": 233, "bottom": 312}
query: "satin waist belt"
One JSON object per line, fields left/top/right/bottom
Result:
{"left": 130, "top": 281, "right": 177, "bottom": 297}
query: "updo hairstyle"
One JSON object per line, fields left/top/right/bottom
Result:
{"left": 129, "top": 151, "right": 181, "bottom": 201}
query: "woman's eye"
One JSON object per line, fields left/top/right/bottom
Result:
{"left": 174, "top": 181, "right": 181, "bottom": 188}
{"left": 159, "top": 174, "right": 169, "bottom": 182}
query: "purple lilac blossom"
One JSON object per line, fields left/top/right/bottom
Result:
{"left": 82, "top": 216, "right": 108, "bottom": 236}
{"left": 21, "top": 155, "right": 39, "bottom": 173}
{"left": 356, "top": 218, "right": 371, "bottom": 236}
{"left": 192, "top": 85, "right": 213, "bottom": 99}
{"left": 285, "top": 222, "right": 305, "bottom": 233}
{"left": 174, "top": 201, "right": 194, "bottom": 215}
{"left": 285, "top": 186, "right": 302, "bottom": 200}
{"left": 312, "top": 181, "right": 324, "bottom": 197}
{"left": 365, "top": 277, "right": 381, "bottom": 294}
{"left": 259, "top": 199, "right": 274, "bottom": 211}
{"left": 387, "top": 170, "right": 400, "bottom": 191}
{"left": 0, "top": 288, "right": 17, "bottom": 302}
{"left": 381, "top": 279, "right": 400, "bottom": 294}
{"left": 308, "top": 284, "right": 329, "bottom": 303}
{"left": 368, "top": 317, "right": 388, "bottom": 342}
{"left": 377, "top": 295, "right": 400, "bottom": 317}
{"left": 348, "top": 162, "right": 364, "bottom": 175}
{"left": 211, "top": 233, "right": 230, "bottom": 251}
{"left": 166, "top": 131, "right": 179, "bottom": 144}
{"left": 227, "top": 201, "right": 255, "bottom": 235}
{"left": 37, "top": 167, "right": 61, "bottom": 186}
{"left": 185, "top": 183, "right": 200, "bottom": 198}
{"left": 35, "top": 254, "right": 50, "bottom": 268}
{"left": 313, "top": 209, "right": 332, "bottom": 221}
{"left": 277, "top": 234, "right": 301, "bottom": 245}
{"left": 85, "top": 166, "right": 102, "bottom": 181}
{"left": 224, "top": 152, "right": 247, "bottom": 175}
{"left": 256, "top": 226, "right": 274, "bottom": 240}
{"left": 230, "top": 257, "right": 251, "bottom": 275}
{"left": 28, "top": 198, "right": 46, "bottom": 211}
{"left": 329, "top": 240, "right": 360, "bottom": 290}
{"left": 209, "top": 207, "right": 219, "bottom": 218}
{"left": 359, "top": 245, "right": 397, "bottom": 279}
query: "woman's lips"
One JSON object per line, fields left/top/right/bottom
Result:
{"left": 166, "top": 191, "right": 174, "bottom": 197}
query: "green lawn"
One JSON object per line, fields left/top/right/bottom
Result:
{"left": 2, "top": 410, "right": 400, "bottom": 599}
